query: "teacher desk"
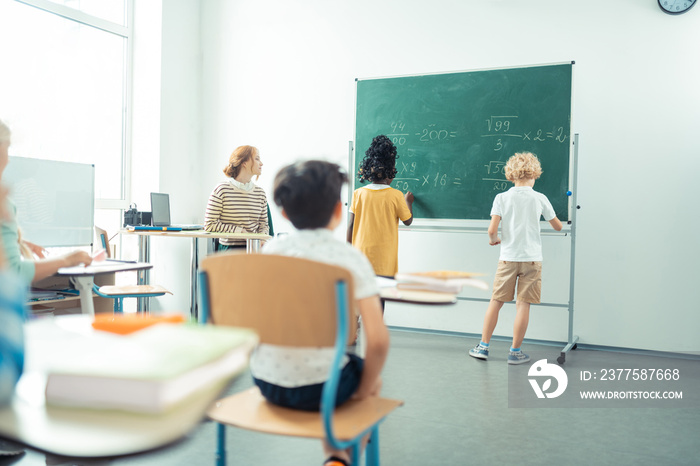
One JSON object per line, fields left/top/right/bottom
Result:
{"left": 122, "top": 230, "right": 270, "bottom": 316}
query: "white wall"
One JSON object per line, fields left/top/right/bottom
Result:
{"left": 155, "top": 0, "right": 700, "bottom": 352}
{"left": 130, "top": 0, "right": 202, "bottom": 314}
{"left": 153, "top": 0, "right": 203, "bottom": 313}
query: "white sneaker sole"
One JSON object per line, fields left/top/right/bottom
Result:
{"left": 507, "top": 357, "right": 530, "bottom": 365}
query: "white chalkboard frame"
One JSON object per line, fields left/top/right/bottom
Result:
{"left": 4, "top": 156, "right": 95, "bottom": 247}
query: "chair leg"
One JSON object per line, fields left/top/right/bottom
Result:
{"left": 365, "top": 427, "right": 379, "bottom": 466}
{"left": 216, "top": 422, "right": 226, "bottom": 466}
{"left": 350, "top": 442, "right": 361, "bottom": 466}
{"left": 114, "top": 298, "right": 124, "bottom": 313}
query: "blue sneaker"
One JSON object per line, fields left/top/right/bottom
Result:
{"left": 469, "top": 344, "right": 489, "bottom": 360}
{"left": 507, "top": 350, "right": 531, "bottom": 365}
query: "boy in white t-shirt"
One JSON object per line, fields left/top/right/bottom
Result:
{"left": 469, "top": 152, "right": 563, "bottom": 365}
{"left": 256, "top": 160, "right": 389, "bottom": 466}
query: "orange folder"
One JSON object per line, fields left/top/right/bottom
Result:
{"left": 92, "top": 313, "right": 186, "bottom": 335}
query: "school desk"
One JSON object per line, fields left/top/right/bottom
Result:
{"left": 376, "top": 276, "right": 459, "bottom": 305}
{"left": 379, "top": 287, "right": 458, "bottom": 305}
{"left": 56, "top": 262, "right": 152, "bottom": 315}
{"left": 122, "top": 230, "right": 270, "bottom": 316}
{"left": 0, "top": 315, "right": 256, "bottom": 458}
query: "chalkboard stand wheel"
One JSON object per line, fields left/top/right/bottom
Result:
{"left": 557, "top": 343, "right": 578, "bottom": 364}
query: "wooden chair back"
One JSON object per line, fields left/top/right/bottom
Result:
{"left": 199, "top": 253, "right": 357, "bottom": 347}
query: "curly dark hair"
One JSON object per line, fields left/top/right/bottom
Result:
{"left": 358, "top": 135, "right": 398, "bottom": 183}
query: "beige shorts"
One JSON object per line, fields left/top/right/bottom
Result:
{"left": 491, "top": 261, "right": 542, "bottom": 304}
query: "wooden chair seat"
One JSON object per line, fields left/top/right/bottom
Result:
{"left": 94, "top": 226, "right": 172, "bottom": 313}
{"left": 208, "top": 387, "right": 403, "bottom": 440}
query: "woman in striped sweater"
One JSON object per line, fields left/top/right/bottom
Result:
{"left": 205, "top": 145, "right": 269, "bottom": 250}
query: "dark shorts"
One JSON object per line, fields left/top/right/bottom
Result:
{"left": 252, "top": 353, "right": 364, "bottom": 412}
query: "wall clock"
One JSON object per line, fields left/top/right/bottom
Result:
{"left": 658, "top": 0, "right": 696, "bottom": 14}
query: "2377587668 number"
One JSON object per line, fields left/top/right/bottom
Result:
{"left": 599, "top": 368, "right": 680, "bottom": 381}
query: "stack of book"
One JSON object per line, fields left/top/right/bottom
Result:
{"left": 394, "top": 270, "right": 489, "bottom": 294}
{"left": 44, "top": 321, "right": 258, "bottom": 414}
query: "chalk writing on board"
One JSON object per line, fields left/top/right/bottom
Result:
{"left": 355, "top": 63, "right": 573, "bottom": 220}
{"left": 387, "top": 121, "right": 458, "bottom": 147}
{"left": 416, "top": 124, "right": 457, "bottom": 142}
{"left": 385, "top": 116, "right": 568, "bottom": 198}
{"left": 481, "top": 116, "right": 569, "bottom": 152}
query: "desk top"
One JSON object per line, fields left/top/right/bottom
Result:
{"left": 0, "top": 316, "right": 254, "bottom": 457}
{"left": 122, "top": 229, "right": 270, "bottom": 240}
{"left": 376, "top": 277, "right": 458, "bottom": 305}
{"left": 379, "top": 287, "right": 458, "bottom": 305}
{"left": 56, "top": 261, "right": 152, "bottom": 276}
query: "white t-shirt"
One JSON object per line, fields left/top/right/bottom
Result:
{"left": 250, "top": 228, "right": 379, "bottom": 387}
{"left": 490, "top": 186, "right": 556, "bottom": 262}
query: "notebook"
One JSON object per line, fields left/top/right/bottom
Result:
{"left": 150, "top": 193, "right": 203, "bottom": 231}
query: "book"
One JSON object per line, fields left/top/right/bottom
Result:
{"left": 28, "top": 289, "right": 65, "bottom": 301}
{"left": 395, "top": 270, "right": 489, "bottom": 292}
{"left": 127, "top": 226, "right": 182, "bottom": 231}
{"left": 45, "top": 323, "right": 258, "bottom": 414}
{"left": 92, "top": 313, "right": 186, "bottom": 335}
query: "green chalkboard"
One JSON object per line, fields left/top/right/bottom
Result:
{"left": 354, "top": 63, "right": 572, "bottom": 221}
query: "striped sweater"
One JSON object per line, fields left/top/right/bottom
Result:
{"left": 204, "top": 182, "right": 269, "bottom": 246}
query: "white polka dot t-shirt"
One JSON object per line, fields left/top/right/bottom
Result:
{"left": 250, "top": 228, "right": 378, "bottom": 388}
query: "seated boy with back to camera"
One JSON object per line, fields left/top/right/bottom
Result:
{"left": 254, "top": 160, "right": 389, "bottom": 466}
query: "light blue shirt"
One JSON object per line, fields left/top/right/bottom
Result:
{"left": 1, "top": 199, "right": 35, "bottom": 283}
{"left": 0, "top": 269, "right": 26, "bottom": 403}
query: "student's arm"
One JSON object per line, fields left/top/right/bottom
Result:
{"left": 32, "top": 251, "right": 93, "bottom": 283}
{"left": 549, "top": 216, "right": 563, "bottom": 231}
{"left": 346, "top": 212, "right": 355, "bottom": 243}
{"left": 0, "top": 184, "right": 7, "bottom": 267}
{"left": 488, "top": 215, "right": 501, "bottom": 245}
{"left": 22, "top": 239, "right": 46, "bottom": 259}
{"left": 352, "top": 295, "right": 389, "bottom": 400}
{"left": 401, "top": 191, "right": 414, "bottom": 226}
{"left": 0, "top": 184, "right": 10, "bottom": 270}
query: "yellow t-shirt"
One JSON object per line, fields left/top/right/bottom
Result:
{"left": 350, "top": 185, "right": 412, "bottom": 277}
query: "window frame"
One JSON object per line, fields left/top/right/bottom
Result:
{"left": 15, "top": 0, "right": 134, "bottom": 211}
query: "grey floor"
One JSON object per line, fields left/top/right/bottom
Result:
{"left": 2, "top": 330, "right": 699, "bottom": 466}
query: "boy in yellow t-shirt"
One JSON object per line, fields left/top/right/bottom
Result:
{"left": 347, "top": 135, "right": 414, "bottom": 277}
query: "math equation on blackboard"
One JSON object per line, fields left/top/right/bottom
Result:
{"left": 384, "top": 116, "right": 568, "bottom": 195}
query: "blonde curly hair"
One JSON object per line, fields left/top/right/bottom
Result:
{"left": 504, "top": 152, "right": 542, "bottom": 182}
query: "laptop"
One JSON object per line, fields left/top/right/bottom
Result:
{"left": 150, "top": 193, "right": 203, "bottom": 231}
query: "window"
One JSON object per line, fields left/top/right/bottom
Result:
{"left": 41, "top": 0, "right": 126, "bottom": 25}
{"left": 0, "top": 0, "right": 132, "bottom": 235}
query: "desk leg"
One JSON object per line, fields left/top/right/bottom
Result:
{"left": 138, "top": 235, "right": 151, "bottom": 313}
{"left": 246, "top": 238, "right": 261, "bottom": 254}
{"left": 70, "top": 276, "right": 96, "bottom": 316}
{"left": 190, "top": 237, "right": 199, "bottom": 320}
